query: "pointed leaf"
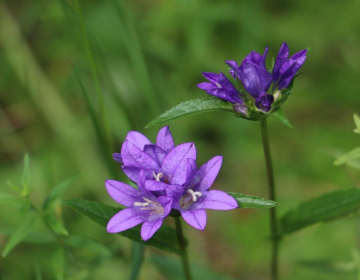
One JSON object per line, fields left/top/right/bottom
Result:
{"left": 334, "top": 147, "right": 360, "bottom": 166}
{"left": 280, "top": 188, "right": 360, "bottom": 235}
{"left": 2, "top": 215, "right": 38, "bottom": 257}
{"left": 42, "top": 175, "right": 78, "bottom": 211}
{"left": 63, "top": 199, "right": 183, "bottom": 255}
{"left": 21, "top": 154, "right": 31, "bottom": 194}
{"left": 0, "top": 192, "right": 22, "bottom": 205}
{"left": 146, "top": 96, "right": 233, "bottom": 128}
{"left": 354, "top": 114, "right": 360, "bottom": 134}
{"left": 270, "top": 107, "right": 293, "bottom": 128}
{"left": 228, "top": 192, "right": 278, "bottom": 209}
{"left": 43, "top": 214, "right": 69, "bottom": 236}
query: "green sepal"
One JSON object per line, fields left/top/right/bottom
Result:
{"left": 270, "top": 107, "right": 293, "bottom": 128}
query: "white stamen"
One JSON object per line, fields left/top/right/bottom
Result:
{"left": 152, "top": 171, "right": 163, "bottom": 181}
{"left": 215, "top": 82, "right": 222, "bottom": 88}
{"left": 134, "top": 202, "right": 150, "bottom": 207}
{"left": 187, "top": 189, "right": 202, "bottom": 202}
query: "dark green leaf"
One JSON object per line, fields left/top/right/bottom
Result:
{"left": 228, "top": 192, "right": 278, "bottom": 209}
{"left": 63, "top": 199, "right": 183, "bottom": 255}
{"left": 42, "top": 176, "right": 78, "bottom": 211}
{"left": 146, "top": 96, "right": 233, "bottom": 128}
{"left": 280, "top": 188, "right": 360, "bottom": 235}
{"left": 334, "top": 147, "right": 360, "bottom": 166}
{"left": 270, "top": 107, "right": 293, "bottom": 128}
{"left": 2, "top": 215, "right": 38, "bottom": 257}
{"left": 130, "top": 242, "right": 144, "bottom": 280}
{"left": 152, "top": 254, "right": 234, "bottom": 280}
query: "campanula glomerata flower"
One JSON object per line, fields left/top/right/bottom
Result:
{"left": 106, "top": 170, "right": 173, "bottom": 240}
{"left": 197, "top": 42, "right": 307, "bottom": 116}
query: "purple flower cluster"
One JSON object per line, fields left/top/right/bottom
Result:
{"left": 197, "top": 42, "right": 307, "bottom": 113}
{"left": 106, "top": 127, "right": 238, "bottom": 240}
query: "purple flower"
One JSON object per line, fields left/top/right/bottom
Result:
{"left": 120, "top": 130, "right": 196, "bottom": 185}
{"left": 197, "top": 72, "right": 243, "bottom": 104}
{"left": 113, "top": 126, "right": 175, "bottom": 169}
{"left": 157, "top": 156, "right": 238, "bottom": 230}
{"left": 272, "top": 42, "right": 307, "bottom": 90}
{"left": 106, "top": 170, "right": 173, "bottom": 241}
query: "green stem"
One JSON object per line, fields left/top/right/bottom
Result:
{"left": 174, "top": 217, "right": 193, "bottom": 280}
{"left": 260, "top": 119, "right": 279, "bottom": 280}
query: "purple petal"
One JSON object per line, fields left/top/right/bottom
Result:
{"left": 225, "top": 60, "right": 239, "bottom": 70}
{"left": 186, "top": 159, "right": 197, "bottom": 184}
{"left": 156, "top": 126, "right": 175, "bottom": 153}
{"left": 195, "top": 156, "right": 223, "bottom": 192}
{"left": 161, "top": 143, "right": 197, "bottom": 185}
{"left": 233, "top": 103, "right": 248, "bottom": 115}
{"left": 157, "top": 196, "right": 173, "bottom": 217}
{"left": 122, "top": 166, "right": 140, "bottom": 183}
{"left": 278, "top": 49, "right": 307, "bottom": 90}
{"left": 202, "top": 72, "right": 219, "bottom": 83}
{"left": 201, "top": 190, "right": 238, "bottom": 210}
{"left": 136, "top": 170, "right": 148, "bottom": 193}
{"left": 121, "top": 140, "right": 159, "bottom": 170}
{"left": 181, "top": 209, "right": 207, "bottom": 230}
{"left": 141, "top": 220, "right": 163, "bottom": 241}
{"left": 105, "top": 180, "right": 140, "bottom": 207}
{"left": 144, "top": 180, "right": 168, "bottom": 191}
{"left": 107, "top": 208, "right": 143, "bottom": 233}
{"left": 125, "top": 131, "right": 151, "bottom": 150}
{"left": 112, "top": 153, "right": 123, "bottom": 164}
{"left": 272, "top": 42, "right": 289, "bottom": 81}
{"left": 144, "top": 144, "right": 167, "bottom": 166}
{"left": 255, "top": 94, "right": 274, "bottom": 112}
{"left": 197, "top": 82, "right": 216, "bottom": 91}
{"left": 165, "top": 185, "right": 184, "bottom": 210}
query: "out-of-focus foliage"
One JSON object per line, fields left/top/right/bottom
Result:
{"left": 1, "top": 0, "right": 360, "bottom": 279}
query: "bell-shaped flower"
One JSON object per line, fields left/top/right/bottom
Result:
{"left": 164, "top": 156, "right": 238, "bottom": 230}
{"left": 272, "top": 42, "right": 307, "bottom": 90}
{"left": 120, "top": 134, "right": 196, "bottom": 186}
{"left": 197, "top": 72, "right": 243, "bottom": 104}
{"left": 106, "top": 170, "right": 173, "bottom": 241}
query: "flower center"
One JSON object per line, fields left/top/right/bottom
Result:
{"left": 134, "top": 198, "right": 164, "bottom": 216}
{"left": 152, "top": 171, "right": 163, "bottom": 181}
{"left": 179, "top": 189, "right": 202, "bottom": 209}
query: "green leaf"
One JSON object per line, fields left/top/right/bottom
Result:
{"left": 2, "top": 215, "right": 38, "bottom": 257}
{"left": 322, "top": 148, "right": 360, "bottom": 170}
{"left": 270, "top": 107, "right": 293, "bottom": 128}
{"left": 63, "top": 199, "right": 183, "bottom": 255}
{"left": 146, "top": 96, "right": 233, "bottom": 128}
{"left": 130, "top": 242, "right": 144, "bottom": 280}
{"left": 65, "top": 235, "right": 111, "bottom": 257}
{"left": 0, "top": 228, "right": 55, "bottom": 244}
{"left": 52, "top": 248, "right": 65, "bottom": 280}
{"left": 42, "top": 176, "right": 78, "bottom": 211}
{"left": 152, "top": 254, "right": 234, "bottom": 280}
{"left": 334, "top": 147, "right": 360, "bottom": 166}
{"left": 280, "top": 188, "right": 360, "bottom": 235}
{"left": 228, "top": 192, "right": 278, "bottom": 209}
{"left": 354, "top": 114, "right": 360, "bottom": 134}
{"left": 300, "top": 260, "right": 357, "bottom": 275}
{"left": 43, "top": 214, "right": 69, "bottom": 237}
{"left": 7, "top": 180, "right": 22, "bottom": 194}
{"left": 21, "top": 154, "right": 31, "bottom": 194}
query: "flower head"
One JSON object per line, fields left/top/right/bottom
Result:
{"left": 197, "top": 42, "right": 307, "bottom": 118}
{"left": 162, "top": 156, "right": 237, "bottom": 230}
{"left": 106, "top": 170, "right": 173, "bottom": 240}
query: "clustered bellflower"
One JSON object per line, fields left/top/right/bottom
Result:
{"left": 197, "top": 42, "right": 307, "bottom": 118}
{"left": 106, "top": 126, "right": 238, "bottom": 240}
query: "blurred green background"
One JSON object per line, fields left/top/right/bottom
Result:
{"left": 1, "top": 0, "right": 360, "bottom": 279}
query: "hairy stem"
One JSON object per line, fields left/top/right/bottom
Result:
{"left": 174, "top": 217, "right": 193, "bottom": 280}
{"left": 260, "top": 119, "right": 279, "bottom": 280}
